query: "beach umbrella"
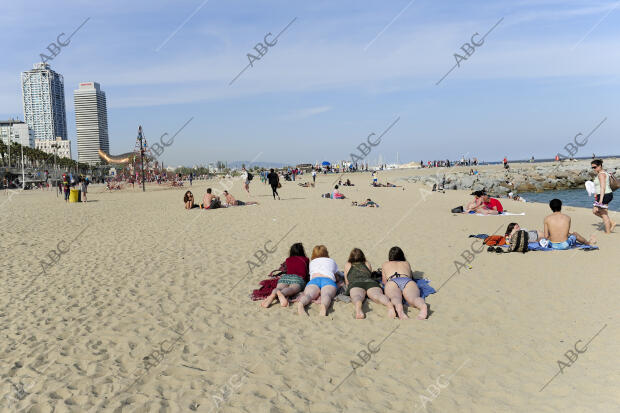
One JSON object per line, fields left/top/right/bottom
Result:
{"left": 321, "top": 161, "right": 330, "bottom": 166}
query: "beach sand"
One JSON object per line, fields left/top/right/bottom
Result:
{"left": 1, "top": 167, "right": 618, "bottom": 412}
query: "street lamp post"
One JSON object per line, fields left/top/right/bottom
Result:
{"left": 138, "top": 126, "right": 146, "bottom": 192}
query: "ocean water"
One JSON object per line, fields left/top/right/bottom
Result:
{"left": 519, "top": 188, "right": 620, "bottom": 212}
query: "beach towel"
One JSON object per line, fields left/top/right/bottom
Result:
{"left": 498, "top": 243, "right": 598, "bottom": 252}
{"left": 415, "top": 279, "right": 436, "bottom": 299}
{"left": 526, "top": 242, "right": 599, "bottom": 251}
{"left": 250, "top": 278, "right": 280, "bottom": 300}
{"left": 471, "top": 211, "right": 525, "bottom": 216}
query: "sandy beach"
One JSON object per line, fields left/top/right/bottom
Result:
{"left": 1, "top": 166, "right": 619, "bottom": 412}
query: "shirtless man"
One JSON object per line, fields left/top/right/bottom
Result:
{"left": 222, "top": 190, "right": 258, "bottom": 206}
{"left": 543, "top": 199, "right": 596, "bottom": 250}
{"left": 202, "top": 188, "right": 220, "bottom": 209}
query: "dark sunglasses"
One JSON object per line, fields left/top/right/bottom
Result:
{"left": 591, "top": 166, "right": 598, "bottom": 169}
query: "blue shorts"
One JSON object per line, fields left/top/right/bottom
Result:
{"left": 550, "top": 235, "right": 577, "bottom": 250}
{"left": 307, "top": 277, "right": 337, "bottom": 289}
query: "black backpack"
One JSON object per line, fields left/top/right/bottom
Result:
{"left": 247, "top": 172, "right": 253, "bottom": 181}
{"left": 508, "top": 230, "right": 529, "bottom": 253}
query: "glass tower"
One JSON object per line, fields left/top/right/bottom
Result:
{"left": 21, "top": 62, "right": 68, "bottom": 141}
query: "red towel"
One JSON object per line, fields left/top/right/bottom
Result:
{"left": 250, "top": 277, "right": 280, "bottom": 300}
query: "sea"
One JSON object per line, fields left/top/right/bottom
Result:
{"left": 519, "top": 188, "right": 620, "bottom": 212}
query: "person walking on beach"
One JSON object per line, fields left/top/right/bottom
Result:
{"left": 544, "top": 199, "right": 596, "bottom": 249}
{"left": 312, "top": 169, "right": 316, "bottom": 183}
{"left": 242, "top": 167, "right": 251, "bottom": 194}
{"left": 591, "top": 159, "right": 616, "bottom": 233}
{"left": 267, "top": 168, "right": 280, "bottom": 200}
{"left": 81, "top": 176, "right": 88, "bottom": 203}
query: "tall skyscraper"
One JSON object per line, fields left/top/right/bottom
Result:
{"left": 74, "top": 82, "right": 109, "bottom": 164}
{"left": 21, "top": 62, "right": 68, "bottom": 141}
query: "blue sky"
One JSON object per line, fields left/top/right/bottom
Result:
{"left": 1, "top": 0, "right": 619, "bottom": 166}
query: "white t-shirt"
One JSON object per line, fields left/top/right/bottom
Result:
{"left": 309, "top": 257, "right": 338, "bottom": 281}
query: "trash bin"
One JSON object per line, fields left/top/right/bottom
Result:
{"left": 69, "top": 189, "right": 81, "bottom": 203}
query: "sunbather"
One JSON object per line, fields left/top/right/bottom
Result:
{"left": 297, "top": 245, "right": 338, "bottom": 316}
{"left": 332, "top": 185, "right": 345, "bottom": 199}
{"left": 261, "top": 243, "right": 309, "bottom": 308}
{"left": 183, "top": 191, "right": 196, "bottom": 209}
{"left": 351, "top": 198, "right": 379, "bottom": 207}
{"left": 344, "top": 248, "right": 395, "bottom": 319}
{"left": 543, "top": 199, "right": 596, "bottom": 250}
{"left": 222, "top": 190, "right": 258, "bottom": 206}
{"left": 505, "top": 222, "right": 542, "bottom": 242}
{"left": 381, "top": 246, "right": 428, "bottom": 320}
{"left": 202, "top": 188, "right": 221, "bottom": 209}
{"left": 465, "top": 191, "right": 484, "bottom": 212}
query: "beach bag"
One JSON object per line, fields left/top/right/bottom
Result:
{"left": 247, "top": 172, "right": 253, "bottom": 181}
{"left": 451, "top": 206, "right": 464, "bottom": 213}
{"left": 484, "top": 235, "right": 506, "bottom": 246}
{"left": 508, "top": 230, "right": 529, "bottom": 253}
{"left": 277, "top": 182, "right": 282, "bottom": 188}
{"left": 608, "top": 172, "right": 619, "bottom": 191}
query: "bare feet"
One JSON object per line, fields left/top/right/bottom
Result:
{"left": 261, "top": 293, "right": 276, "bottom": 308}
{"left": 610, "top": 221, "right": 617, "bottom": 233}
{"left": 589, "top": 235, "right": 598, "bottom": 245}
{"left": 397, "top": 309, "right": 409, "bottom": 320}
{"left": 387, "top": 306, "right": 396, "bottom": 319}
{"left": 276, "top": 290, "right": 289, "bottom": 307}
{"left": 355, "top": 309, "right": 365, "bottom": 319}
{"left": 319, "top": 304, "right": 328, "bottom": 316}
{"left": 297, "top": 302, "right": 308, "bottom": 316}
{"left": 417, "top": 303, "right": 428, "bottom": 320}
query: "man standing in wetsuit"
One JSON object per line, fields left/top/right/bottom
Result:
{"left": 267, "top": 168, "right": 280, "bottom": 200}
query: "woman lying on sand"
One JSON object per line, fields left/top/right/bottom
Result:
{"left": 505, "top": 222, "right": 542, "bottom": 242}
{"left": 183, "top": 191, "right": 196, "bottom": 209}
{"left": 381, "top": 246, "right": 428, "bottom": 320}
{"left": 261, "top": 243, "right": 309, "bottom": 308}
{"left": 344, "top": 248, "right": 395, "bottom": 319}
{"left": 297, "top": 245, "right": 338, "bottom": 316}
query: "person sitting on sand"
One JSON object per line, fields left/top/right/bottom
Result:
{"left": 543, "top": 199, "right": 596, "bottom": 250}
{"left": 480, "top": 192, "right": 503, "bottom": 215}
{"left": 351, "top": 198, "right": 379, "bottom": 207}
{"left": 464, "top": 191, "right": 484, "bottom": 212}
{"left": 344, "top": 248, "right": 395, "bottom": 319}
{"left": 332, "top": 185, "right": 345, "bottom": 199}
{"left": 342, "top": 179, "right": 354, "bottom": 186}
{"left": 298, "top": 182, "right": 315, "bottom": 188}
{"left": 261, "top": 243, "right": 309, "bottom": 308}
{"left": 184, "top": 191, "right": 196, "bottom": 209}
{"left": 222, "top": 190, "right": 258, "bottom": 207}
{"left": 202, "top": 188, "right": 221, "bottom": 209}
{"left": 381, "top": 246, "right": 428, "bottom": 320}
{"left": 505, "top": 222, "right": 542, "bottom": 242}
{"left": 297, "top": 245, "right": 338, "bottom": 316}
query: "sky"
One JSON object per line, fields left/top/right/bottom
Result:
{"left": 1, "top": 0, "right": 619, "bottom": 167}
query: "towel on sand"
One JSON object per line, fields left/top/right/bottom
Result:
{"left": 526, "top": 242, "right": 599, "bottom": 251}
{"left": 471, "top": 211, "right": 525, "bottom": 216}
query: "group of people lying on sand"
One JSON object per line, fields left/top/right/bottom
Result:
{"left": 183, "top": 189, "right": 258, "bottom": 209}
{"left": 502, "top": 199, "right": 597, "bottom": 250}
{"left": 372, "top": 182, "right": 402, "bottom": 188}
{"left": 261, "top": 244, "right": 428, "bottom": 320}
